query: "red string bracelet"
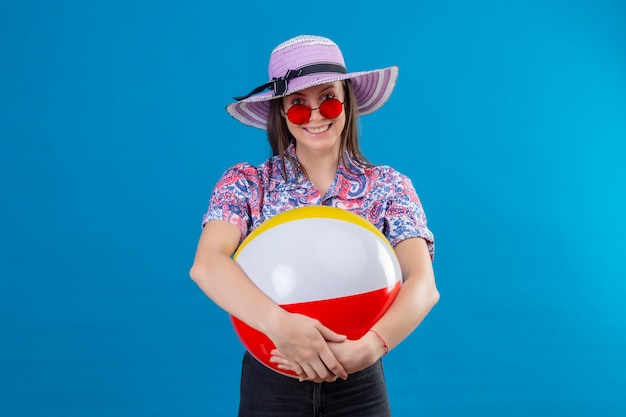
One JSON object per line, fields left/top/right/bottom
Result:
{"left": 368, "top": 329, "right": 389, "bottom": 355}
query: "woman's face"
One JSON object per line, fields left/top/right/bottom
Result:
{"left": 281, "top": 81, "right": 346, "bottom": 156}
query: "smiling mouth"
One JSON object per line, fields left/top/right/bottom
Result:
{"left": 304, "top": 124, "right": 331, "bottom": 134}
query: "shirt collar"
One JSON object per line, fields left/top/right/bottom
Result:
{"left": 274, "top": 144, "right": 368, "bottom": 199}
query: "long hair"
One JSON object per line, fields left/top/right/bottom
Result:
{"left": 266, "top": 80, "right": 371, "bottom": 179}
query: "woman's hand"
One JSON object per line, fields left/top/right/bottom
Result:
{"left": 270, "top": 330, "right": 385, "bottom": 382}
{"left": 265, "top": 310, "right": 348, "bottom": 382}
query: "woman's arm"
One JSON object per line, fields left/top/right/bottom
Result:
{"left": 364, "top": 236, "right": 439, "bottom": 353}
{"left": 271, "top": 236, "right": 439, "bottom": 376}
{"left": 190, "top": 219, "right": 348, "bottom": 381}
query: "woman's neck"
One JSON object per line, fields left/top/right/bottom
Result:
{"left": 296, "top": 147, "right": 340, "bottom": 197}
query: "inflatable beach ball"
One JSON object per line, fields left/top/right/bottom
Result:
{"left": 231, "top": 206, "right": 403, "bottom": 377}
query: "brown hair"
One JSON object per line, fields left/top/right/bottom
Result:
{"left": 266, "top": 80, "right": 371, "bottom": 179}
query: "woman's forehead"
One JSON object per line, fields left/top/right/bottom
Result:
{"left": 288, "top": 81, "right": 342, "bottom": 97}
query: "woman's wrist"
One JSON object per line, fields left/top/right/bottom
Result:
{"left": 367, "top": 329, "right": 389, "bottom": 358}
{"left": 260, "top": 304, "right": 290, "bottom": 336}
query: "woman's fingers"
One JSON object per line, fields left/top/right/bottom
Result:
{"left": 318, "top": 347, "right": 347, "bottom": 380}
{"left": 270, "top": 349, "right": 341, "bottom": 382}
{"left": 316, "top": 323, "right": 347, "bottom": 343}
{"left": 269, "top": 351, "right": 290, "bottom": 367}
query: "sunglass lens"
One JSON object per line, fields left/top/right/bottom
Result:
{"left": 287, "top": 104, "right": 311, "bottom": 125}
{"left": 319, "top": 98, "right": 343, "bottom": 119}
{"left": 286, "top": 99, "right": 343, "bottom": 124}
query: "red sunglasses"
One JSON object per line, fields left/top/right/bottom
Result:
{"left": 285, "top": 98, "right": 344, "bottom": 125}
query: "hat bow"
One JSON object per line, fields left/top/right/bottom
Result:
{"left": 233, "top": 63, "right": 347, "bottom": 101}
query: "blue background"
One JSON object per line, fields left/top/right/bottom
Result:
{"left": 1, "top": 1, "right": 625, "bottom": 416}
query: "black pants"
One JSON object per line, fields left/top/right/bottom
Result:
{"left": 238, "top": 351, "right": 392, "bottom": 417}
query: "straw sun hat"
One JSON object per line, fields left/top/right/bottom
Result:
{"left": 226, "top": 35, "right": 399, "bottom": 130}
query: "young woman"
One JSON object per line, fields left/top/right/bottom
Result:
{"left": 190, "top": 34, "right": 439, "bottom": 417}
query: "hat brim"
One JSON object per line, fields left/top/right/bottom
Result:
{"left": 226, "top": 66, "right": 399, "bottom": 130}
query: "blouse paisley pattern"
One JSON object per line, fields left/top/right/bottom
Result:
{"left": 203, "top": 145, "right": 434, "bottom": 259}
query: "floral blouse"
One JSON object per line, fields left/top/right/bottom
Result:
{"left": 203, "top": 145, "right": 434, "bottom": 260}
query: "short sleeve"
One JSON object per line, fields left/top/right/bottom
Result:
{"left": 202, "top": 162, "right": 258, "bottom": 241}
{"left": 385, "top": 171, "right": 435, "bottom": 260}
